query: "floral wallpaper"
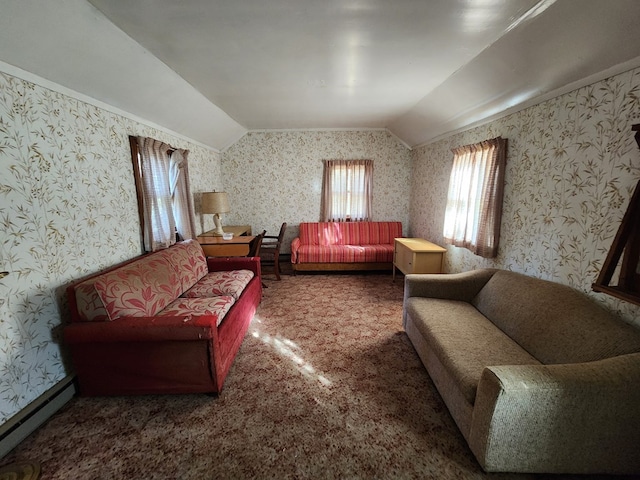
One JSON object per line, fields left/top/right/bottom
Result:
{"left": 0, "top": 70, "right": 223, "bottom": 424}
{"left": 411, "top": 66, "right": 640, "bottom": 326}
{"left": 2, "top": 55, "right": 639, "bottom": 437}
{"left": 222, "top": 130, "right": 412, "bottom": 251}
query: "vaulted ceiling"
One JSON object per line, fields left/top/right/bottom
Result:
{"left": 2, "top": 0, "right": 640, "bottom": 151}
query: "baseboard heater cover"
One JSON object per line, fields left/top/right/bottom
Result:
{"left": 0, "top": 376, "right": 76, "bottom": 459}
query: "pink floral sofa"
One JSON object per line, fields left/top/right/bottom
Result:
{"left": 291, "top": 221, "right": 402, "bottom": 271}
{"left": 63, "top": 239, "right": 262, "bottom": 396}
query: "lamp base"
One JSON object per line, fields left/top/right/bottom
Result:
{"left": 212, "top": 214, "right": 225, "bottom": 236}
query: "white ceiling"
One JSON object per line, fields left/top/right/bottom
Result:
{"left": 2, "top": 0, "right": 640, "bottom": 150}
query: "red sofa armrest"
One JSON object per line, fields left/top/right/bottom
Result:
{"left": 290, "top": 237, "right": 300, "bottom": 263}
{"left": 206, "top": 256, "right": 261, "bottom": 277}
{"left": 64, "top": 315, "right": 218, "bottom": 344}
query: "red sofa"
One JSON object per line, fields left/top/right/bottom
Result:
{"left": 291, "top": 221, "right": 403, "bottom": 271}
{"left": 63, "top": 239, "right": 262, "bottom": 396}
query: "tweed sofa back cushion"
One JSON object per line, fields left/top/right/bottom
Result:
{"left": 298, "top": 221, "right": 402, "bottom": 246}
{"left": 472, "top": 270, "right": 640, "bottom": 364}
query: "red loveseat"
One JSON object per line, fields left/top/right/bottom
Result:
{"left": 291, "top": 221, "right": 403, "bottom": 271}
{"left": 63, "top": 239, "right": 262, "bottom": 396}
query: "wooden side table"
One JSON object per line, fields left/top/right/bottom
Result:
{"left": 197, "top": 225, "right": 252, "bottom": 238}
{"left": 196, "top": 225, "right": 254, "bottom": 257}
{"left": 393, "top": 238, "right": 446, "bottom": 281}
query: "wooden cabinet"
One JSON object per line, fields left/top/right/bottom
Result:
{"left": 393, "top": 238, "right": 446, "bottom": 280}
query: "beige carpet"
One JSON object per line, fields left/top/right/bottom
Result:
{"left": 1, "top": 273, "right": 637, "bottom": 479}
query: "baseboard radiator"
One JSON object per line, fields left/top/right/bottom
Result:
{"left": 0, "top": 376, "right": 76, "bottom": 458}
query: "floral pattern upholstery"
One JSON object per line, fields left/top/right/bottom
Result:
{"left": 94, "top": 254, "right": 182, "bottom": 320}
{"left": 162, "top": 239, "right": 209, "bottom": 294}
{"left": 74, "top": 278, "right": 109, "bottom": 322}
{"left": 158, "top": 296, "right": 235, "bottom": 327}
{"left": 182, "top": 270, "right": 255, "bottom": 300}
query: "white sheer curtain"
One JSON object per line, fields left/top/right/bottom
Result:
{"left": 320, "top": 160, "right": 373, "bottom": 222}
{"left": 138, "top": 137, "right": 175, "bottom": 252}
{"left": 443, "top": 137, "right": 507, "bottom": 258}
{"left": 135, "top": 138, "right": 195, "bottom": 252}
{"left": 169, "top": 149, "right": 196, "bottom": 241}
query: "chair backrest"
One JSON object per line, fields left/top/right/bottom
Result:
{"left": 248, "top": 230, "right": 266, "bottom": 257}
{"left": 271, "top": 222, "right": 287, "bottom": 252}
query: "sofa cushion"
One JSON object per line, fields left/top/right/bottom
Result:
{"left": 182, "top": 270, "right": 255, "bottom": 300}
{"left": 472, "top": 270, "right": 640, "bottom": 365}
{"left": 94, "top": 253, "right": 182, "bottom": 320}
{"left": 158, "top": 296, "right": 235, "bottom": 327}
{"left": 74, "top": 277, "right": 109, "bottom": 322}
{"left": 297, "top": 221, "right": 402, "bottom": 246}
{"left": 339, "top": 221, "right": 403, "bottom": 245}
{"left": 406, "top": 297, "right": 540, "bottom": 404}
{"left": 161, "top": 239, "right": 209, "bottom": 294}
{"left": 295, "top": 244, "right": 394, "bottom": 263}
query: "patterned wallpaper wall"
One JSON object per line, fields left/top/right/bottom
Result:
{"left": 411, "top": 66, "right": 640, "bottom": 326}
{"left": 222, "top": 130, "right": 412, "bottom": 251}
{"left": 0, "top": 70, "right": 224, "bottom": 424}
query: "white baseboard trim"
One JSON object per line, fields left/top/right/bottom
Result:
{"left": 0, "top": 376, "right": 76, "bottom": 459}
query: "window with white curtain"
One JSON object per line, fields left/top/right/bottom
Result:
{"left": 129, "top": 136, "right": 196, "bottom": 252}
{"left": 443, "top": 137, "right": 507, "bottom": 258}
{"left": 320, "top": 160, "right": 373, "bottom": 222}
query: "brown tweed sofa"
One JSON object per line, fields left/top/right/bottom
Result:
{"left": 402, "top": 268, "right": 640, "bottom": 474}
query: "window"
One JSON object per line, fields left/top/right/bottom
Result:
{"left": 443, "top": 137, "right": 507, "bottom": 258}
{"left": 320, "top": 160, "right": 373, "bottom": 222}
{"left": 129, "top": 136, "right": 196, "bottom": 252}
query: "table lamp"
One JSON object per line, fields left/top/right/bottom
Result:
{"left": 201, "top": 191, "right": 230, "bottom": 236}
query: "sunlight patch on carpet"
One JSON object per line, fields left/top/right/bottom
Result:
{"left": 251, "top": 327, "right": 332, "bottom": 387}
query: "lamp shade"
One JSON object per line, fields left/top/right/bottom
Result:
{"left": 201, "top": 192, "right": 230, "bottom": 214}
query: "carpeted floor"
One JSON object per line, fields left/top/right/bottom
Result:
{"left": 1, "top": 273, "right": 638, "bottom": 479}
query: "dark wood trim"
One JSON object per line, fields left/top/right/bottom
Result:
{"left": 592, "top": 124, "right": 640, "bottom": 306}
{"left": 129, "top": 135, "right": 146, "bottom": 252}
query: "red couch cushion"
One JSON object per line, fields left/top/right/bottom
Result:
{"left": 158, "top": 296, "right": 235, "bottom": 327}
{"left": 297, "top": 222, "right": 402, "bottom": 246}
{"left": 162, "top": 239, "right": 209, "bottom": 293}
{"left": 182, "top": 270, "right": 255, "bottom": 300}
{"left": 295, "top": 244, "right": 395, "bottom": 263}
{"left": 94, "top": 253, "right": 181, "bottom": 320}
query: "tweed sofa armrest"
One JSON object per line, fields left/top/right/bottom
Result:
{"left": 404, "top": 269, "right": 496, "bottom": 303}
{"left": 468, "top": 352, "right": 640, "bottom": 474}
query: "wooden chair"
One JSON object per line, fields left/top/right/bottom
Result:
{"left": 248, "top": 230, "right": 266, "bottom": 257}
{"left": 260, "top": 222, "right": 287, "bottom": 280}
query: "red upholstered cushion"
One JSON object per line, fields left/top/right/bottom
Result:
{"left": 74, "top": 277, "right": 109, "bottom": 322}
{"left": 162, "top": 239, "right": 209, "bottom": 293}
{"left": 297, "top": 222, "right": 402, "bottom": 246}
{"left": 158, "top": 296, "right": 235, "bottom": 327}
{"left": 298, "top": 222, "right": 341, "bottom": 246}
{"left": 94, "top": 254, "right": 182, "bottom": 320}
{"left": 182, "top": 270, "right": 254, "bottom": 300}
{"left": 340, "top": 221, "right": 402, "bottom": 245}
{"left": 295, "top": 244, "right": 394, "bottom": 263}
